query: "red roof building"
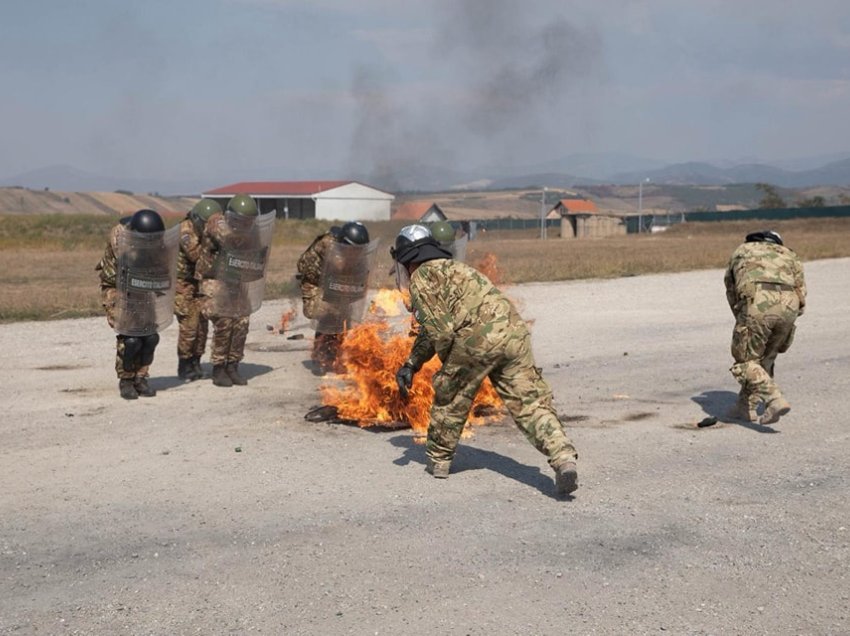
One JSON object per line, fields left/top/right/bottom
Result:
{"left": 201, "top": 180, "right": 394, "bottom": 221}
{"left": 392, "top": 201, "right": 447, "bottom": 222}
{"left": 553, "top": 198, "right": 599, "bottom": 215}
{"left": 549, "top": 198, "right": 626, "bottom": 239}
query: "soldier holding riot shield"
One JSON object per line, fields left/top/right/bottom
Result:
{"left": 296, "top": 221, "right": 375, "bottom": 375}
{"left": 196, "top": 194, "right": 274, "bottom": 387}
{"left": 175, "top": 198, "right": 221, "bottom": 382}
{"left": 96, "top": 209, "right": 178, "bottom": 400}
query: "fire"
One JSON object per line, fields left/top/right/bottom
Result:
{"left": 474, "top": 253, "right": 503, "bottom": 285}
{"left": 320, "top": 289, "right": 503, "bottom": 437}
{"left": 278, "top": 308, "right": 296, "bottom": 334}
{"left": 369, "top": 287, "right": 404, "bottom": 317}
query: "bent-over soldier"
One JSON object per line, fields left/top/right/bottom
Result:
{"left": 175, "top": 198, "right": 221, "bottom": 381}
{"left": 96, "top": 209, "right": 177, "bottom": 399}
{"left": 296, "top": 221, "right": 371, "bottom": 375}
{"left": 196, "top": 194, "right": 273, "bottom": 387}
{"left": 724, "top": 230, "right": 806, "bottom": 425}
{"left": 390, "top": 224, "right": 579, "bottom": 496}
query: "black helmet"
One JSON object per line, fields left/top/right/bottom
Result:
{"left": 745, "top": 230, "right": 783, "bottom": 246}
{"left": 129, "top": 209, "right": 165, "bottom": 233}
{"left": 339, "top": 221, "right": 370, "bottom": 245}
{"left": 390, "top": 224, "right": 451, "bottom": 265}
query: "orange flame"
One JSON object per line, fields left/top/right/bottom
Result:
{"left": 278, "top": 308, "right": 296, "bottom": 334}
{"left": 474, "top": 253, "right": 503, "bottom": 285}
{"left": 321, "top": 289, "right": 503, "bottom": 437}
{"left": 369, "top": 287, "right": 404, "bottom": 317}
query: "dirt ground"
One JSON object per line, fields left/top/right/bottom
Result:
{"left": 1, "top": 259, "right": 848, "bottom": 635}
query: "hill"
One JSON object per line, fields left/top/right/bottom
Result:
{"left": 0, "top": 186, "right": 198, "bottom": 216}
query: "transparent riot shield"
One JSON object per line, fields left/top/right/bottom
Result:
{"left": 441, "top": 234, "right": 468, "bottom": 262}
{"left": 315, "top": 239, "right": 379, "bottom": 334}
{"left": 114, "top": 224, "right": 179, "bottom": 336}
{"left": 206, "top": 212, "right": 275, "bottom": 318}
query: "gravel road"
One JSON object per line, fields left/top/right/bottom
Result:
{"left": 2, "top": 259, "right": 848, "bottom": 635}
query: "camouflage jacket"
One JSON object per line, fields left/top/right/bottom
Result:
{"left": 177, "top": 214, "right": 204, "bottom": 282}
{"left": 724, "top": 241, "right": 807, "bottom": 315}
{"left": 195, "top": 212, "right": 259, "bottom": 281}
{"left": 95, "top": 224, "right": 123, "bottom": 289}
{"left": 297, "top": 232, "right": 336, "bottom": 286}
{"left": 405, "top": 258, "right": 523, "bottom": 370}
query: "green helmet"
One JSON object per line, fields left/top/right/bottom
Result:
{"left": 191, "top": 198, "right": 222, "bottom": 222}
{"left": 226, "top": 194, "right": 258, "bottom": 217}
{"left": 431, "top": 221, "right": 455, "bottom": 242}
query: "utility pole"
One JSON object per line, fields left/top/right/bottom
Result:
{"left": 638, "top": 178, "right": 649, "bottom": 233}
{"left": 540, "top": 186, "right": 548, "bottom": 240}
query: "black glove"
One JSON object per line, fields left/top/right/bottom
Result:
{"left": 396, "top": 364, "right": 414, "bottom": 398}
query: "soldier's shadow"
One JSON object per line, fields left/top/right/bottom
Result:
{"left": 691, "top": 389, "right": 778, "bottom": 434}
{"left": 148, "top": 362, "right": 274, "bottom": 392}
{"left": 389, "top": 435, "right": 570, "bottom": 500}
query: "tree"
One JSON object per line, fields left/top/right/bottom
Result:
{"left": 796, "top": 195, "right": 826, "bottom": 208}
{"left": 755, "top": 183, "right": 786, "bottom": 209}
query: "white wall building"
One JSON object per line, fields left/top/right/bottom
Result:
{"left": 202, "top": 180, "right": 394, "bottom": 221}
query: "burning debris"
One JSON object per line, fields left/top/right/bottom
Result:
{"left": 279, "top": 308, "right": 296, "bottom": 333}
{"left": 314, "top": 289, "right": 504, "bottom": 436}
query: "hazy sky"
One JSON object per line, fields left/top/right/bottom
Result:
{"left": 2, "top": 0, "right": 849, "bottom": 182}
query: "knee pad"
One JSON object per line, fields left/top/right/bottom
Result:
{"left": 139, "top": 333, "right": 160, "bottom": 367}
{"left": 121, "top": 336, "right": 143, "bottom": 371}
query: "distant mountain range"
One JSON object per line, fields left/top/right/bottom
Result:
{"left": 4, "top": 153, "right": 850, "bottom": 195}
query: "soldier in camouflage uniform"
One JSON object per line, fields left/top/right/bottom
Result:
{"left": 296, "top": 221, "right": 371, "bottom": 375}
{"left": 175, "top": 199, "right": 221, "bottom": 381}
{"left": 391, "top": 224, "right": 579, "bottom": 495}
{"left": 196, "top": 195, "right": 260, "bottom": 387}
{"left": 724, "top": 230, "right": 806, "bottom": 425}
{"left": 96, "top": 210, "right": 167, "bottom": 400}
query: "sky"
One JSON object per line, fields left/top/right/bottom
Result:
{"left": 1, "top": 0, "right": 849, "bottom": 186}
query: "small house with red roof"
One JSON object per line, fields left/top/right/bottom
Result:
{"left": 549, "top": 198, "right": 626, "bottom": 239}
{"left": 201, "top": 180, "right": 394, "bottom": 221}
{"left": 391, "top": 201, "right": 447, "bottom": 223}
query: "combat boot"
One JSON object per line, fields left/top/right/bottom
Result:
{"left": 760, "top": 396, "right": 791, "bottom": 425}
{"left": 119, "top": 379, "right": 138, "bottom": 400}
{"left": 212, "top": 365, "right": 233, "bottom": 387}
{"left": 425, "top": 458, "right": 451, "bottom": 479}
{"left": 554, "top": 461, "right": 579, "bottom": 496}
{"left": 177, "top": 358, "right": 198, "bottom": 382}
{"left": 225, "top": 362, "right": 247, "bottom": 386}
{"left": 134, "top": 377, "right": 156, "bottom": 397}
{"left": 190, "top": 357, "right": 207, "bottom": 379}
{"left": 726, "top": 393, "right": 758, "bottom": 423}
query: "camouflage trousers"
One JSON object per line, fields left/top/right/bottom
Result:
{"left": 202, "top": 310, "right": 250, "bottom": 366}
{"left": 101, "top": 287, "right": 151, "bottom": 380}
{"left": 302, "top": 282, "right": 346, "bottom": 371}
{"left": 174, "top": 280, "right": 208, "bottom": 360}
{"left": 730, "top": 299, "right": 798, "bottom": 405}
{"left": 426, "top": 329, "right": 578, "bottom": 469}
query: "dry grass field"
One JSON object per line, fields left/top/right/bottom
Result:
{"left": 1, "top": 214, "right": 849, "bottom": 322}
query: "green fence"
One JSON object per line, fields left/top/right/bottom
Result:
{"left": 462, "top": 205, "right": 850, "bottom": 236}
{"left": 626, "top": 205, "right": 850, "bottom": 233}
{"left": 473, "top": 218, "right": 560, "bottom": 232}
